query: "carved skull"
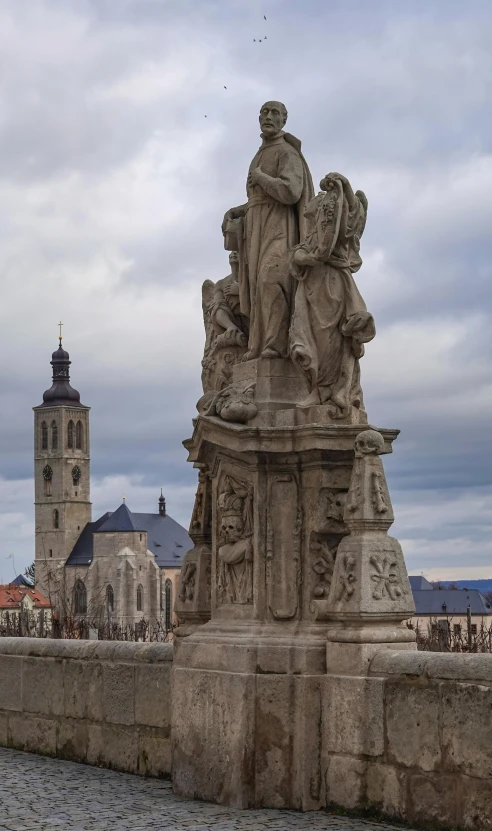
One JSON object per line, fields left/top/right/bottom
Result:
{"left": 354, "top": 429, "right": 385, "bottom": 458}
{"left": 221, "top": 515, "right": 244, "bottom": 544}
{"left": 326, "top": 491, "right": 347, "bottom": 522}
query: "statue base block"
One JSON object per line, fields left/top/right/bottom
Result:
{"left": 172, "top": 415, "right": 414, "bottom": 810}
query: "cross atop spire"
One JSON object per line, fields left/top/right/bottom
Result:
{"left": 58, "top": 321, "right": 63, "bottom": 343}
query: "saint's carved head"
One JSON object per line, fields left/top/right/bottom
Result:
{"left": 259, "top": 101, "right": 287, "bottom": 136}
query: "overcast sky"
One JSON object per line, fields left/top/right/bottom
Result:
{"left": 0, "top": 0, "right": 491, "bottom": 583}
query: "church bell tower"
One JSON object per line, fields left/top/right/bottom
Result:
{"left": 33, "top": 333, "right": 92, "bottom": 599}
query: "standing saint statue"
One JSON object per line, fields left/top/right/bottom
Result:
{"left": 289, "top": 173, "right": 376, "bottom": 417}
{"left": 222, "top": 101, "right": 314, "bottom": 360}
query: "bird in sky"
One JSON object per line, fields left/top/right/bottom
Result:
{"left": 253, "top": 38, "right": 256, "bottom": 41}
{"left": 259, "top": 39, "right": 262, "bottom": 42}
{"left": 224, "top": 85, "right": 227, "bottom": 89}
{"left": 264, "top": 15, "right": 267, "bottom": 20}
{"left": 264, "top": 35, "right": 267, "bottom": 39}
{"left": 204, "top": 115, "right": 207, "bottom": 117}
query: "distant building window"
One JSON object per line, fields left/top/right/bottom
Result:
{"left": 51, "top": 420, "right": 58, "bottom": 450}
{"left": 41, "top": 422, "right": 48, "bottom": 450}
{"left": 165, "top": 579, "right": 172, "bottom": 631}
{"left": 453, "top": 624, "right": 461, "bottom": 635}
{"left": 49, "top": 549, "right": 52, "bottom": 558}
{"left": 75, "top": 420, "right": 83, "bottom": 450}
{"left": 136, "top": 584, "right": 144, "bottom": 612}
{"left": 67, "top": 420, "right": 75, "bottom": 449}
{"left": 106, "top": 585, "right": 114, "bottom": 613}
{"left": 74, "top": 580, "right": 87, "bottom": 615}
{"left": 53, "top": 509, "right": 59, "bottom": 529}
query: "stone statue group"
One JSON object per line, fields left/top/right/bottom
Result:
{"left": 200, "top": 100, "right": 375, "bottom": 421}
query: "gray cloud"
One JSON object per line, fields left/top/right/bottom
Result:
{"left": 1, "top": 0, "right": 491, "bottom": 580}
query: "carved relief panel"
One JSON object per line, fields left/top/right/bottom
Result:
{"left": 216, "top": 473, "right": 254, "bottom": 605}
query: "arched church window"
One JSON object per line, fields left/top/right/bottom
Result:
{"left": 41, "top": 422, "right": 48, "bottom": 450}
{"left": 74, "top": 580, "right": 87, "bottom": 615}
{"left": 106, "top": 585, "right": 114, "bottom": 613}
{"left": 43, "top": 465, "right": 53, "bottom": 497}
{"left": 51, "top": 420, "right": 58, "bottom": 450}
{"left": 76, "top": 420, "right": 83, "bottom": 450}
{"left": 136, "top": 584, "right": 143, "bottom": 613}
{"left": 67, "top": 420, "right": 74, "bottom": 449}
{"left": 165, "top": 579, "right": 173, "bottom": 632}
{"left": 72, "top": 465, "right": 81, "bottom": 487}
{"left": 53, "top": 509, "right": 59, "bottom": 529}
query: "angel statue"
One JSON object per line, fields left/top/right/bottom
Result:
{"left": 289, "top": 173, "right": 376, "bottom": 419}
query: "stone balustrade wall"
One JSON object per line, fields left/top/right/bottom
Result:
{"left": 324, "top": 649, "right": 492, "bottom": 829}
{"left": 0, "top": 638, "right": 172, "bottom": 777}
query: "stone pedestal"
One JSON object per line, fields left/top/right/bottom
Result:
{"left": 172, "top": 405, "right": 413, "bottom": 809}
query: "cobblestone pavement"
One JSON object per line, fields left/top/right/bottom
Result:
{"left": 0, "top": 748, "right": 406, "bottom": 831}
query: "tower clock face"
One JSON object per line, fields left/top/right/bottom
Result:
{"left": 72, "top": 465, "right": 81, "bottom": 483}
{"left": 43, "top": 465, "right": 53, "bottom": 481}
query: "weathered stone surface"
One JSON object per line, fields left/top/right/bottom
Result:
{"left": 325, "top": 756, "right": 366, "bottom": 809}
{"left": 0, "top": 655, "right": 22, "bottom": 711}
{"left": 102, "top": 663, "right": 134, "bottom": 725}
{"left": 87, "top": 723, "right": 138, "bottom": 773}
{"left": 64, "top": 659, "right": 103, "bottom": 721}
{"left": 8, "top": 714, "right": 57, "bottom": 755}
{"left": 57, "top": 719, "right": 88, "bottom": 760}
{"left": 326, "top": 640, "right": 415, "bottom": 676}
{"left": 386, "top": 680, "right": 441, "bottom": 771}
{"left": 22, "top": 657, "right": 64, "bottom": 716}
{"left": 366, "top": 762, "right": 407, "bottom": 818}
{"left": 370, "top": 648, "right": 426, "bottom": 677}
{"left": 0, "top": 713, "right": 7, "bottom": 746}
{"left": 172, "top": 666, "right": 255, "bottom": 808}
{"left": 135, "top": 663, "right": 171, "bottom": 730}
{"left": 461, "top": 775, "right": 492, "bottom": 830}
{"left": 441, "top": 681, "right": 492, "bottom": 778}
{"left": 408, "top": 773, "right": 459, "bottom": 827}
{"left": 139, "top": 728, "right": 171, "bottom": 777}
{"left": 323, "top": 676, "right": 384, "bottom": 757}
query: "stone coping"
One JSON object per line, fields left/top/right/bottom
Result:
{"left": 0, "top": 637, "right": 173, "bottom": 663}
{"left": 370, "top": 648, "right": 492, "bottom": 682}
{"left": 184, "top": 416, "right": 399, "bottom": 457}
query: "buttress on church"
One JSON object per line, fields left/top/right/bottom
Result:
{"left": 34, "top": 339, "right": 191, "bottom": 628}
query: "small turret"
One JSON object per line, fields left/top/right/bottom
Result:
{"left": 159, "top": 488, "right": 166, "bottom": 517}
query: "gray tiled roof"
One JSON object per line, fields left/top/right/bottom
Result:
{"left": 65, "top": 504, "right": 191, "bottom": 569}
{"left": 408, "top": 575, "right": 434, "bottom": 591}
{"left": 412, "top": 588, "right": 492, "bottom": 616}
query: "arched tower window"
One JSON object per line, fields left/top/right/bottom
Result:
{"left": 165, "top": 579, "right": 173, "bottom": 632}
{"left": 76, "top": 420, "right": 83, "bottom": 450}
{"left": 43, "top": 465, "right": 53, "bottom": 497}
{"left": 106, "top": 585, "right": 114, "bottom": 613}
{"left": 67, "top": 420, "right": 75, "bottom": 449}
{"left": 74, "top": 580, "right": 87, "bottom": 615}
{"left": 51, "top": 420, "right": 58, "bottom": 450}
{"left": 53, "top": 508, "right": 59, "bottom": 529}
{"left": 41, "top": 422, "right": 48, "bottom": 450}
{"left": 136, "top": 584, "right": 143, "bottom": 613}
{"left": 72, "top": 465, "right": 81, "bottom": 487}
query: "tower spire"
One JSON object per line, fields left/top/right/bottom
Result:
{"left": 38, "top": 330, "right": 84, "bottom": 408}
{"left": 159, "top": 488, "right": 166, "bottom": 517}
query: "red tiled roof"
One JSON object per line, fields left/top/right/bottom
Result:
{"left": 0, "top": 585, "right": 51, "bottom": 609}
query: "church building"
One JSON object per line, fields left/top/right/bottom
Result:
{"left": 33, "top": 337, "right": 191, "bottom": 629}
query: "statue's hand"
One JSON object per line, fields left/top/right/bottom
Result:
{"left": 247, "top": 166, "right": 263, "bottom": 188}
{"left": 294, "top": 248, "right": 318, "bottom": 268}
{"left": 224, "top": 281, "right": 239, "bottom": 298}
